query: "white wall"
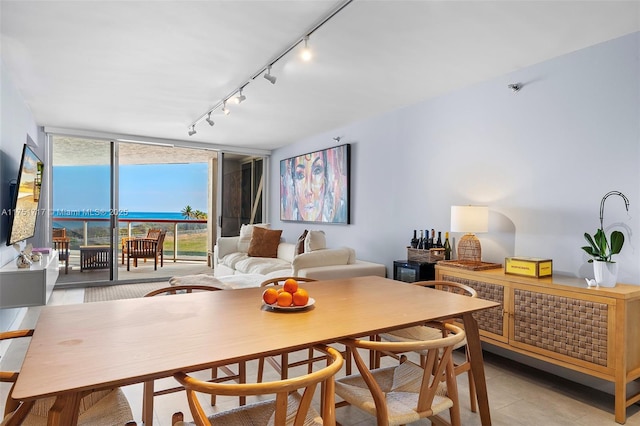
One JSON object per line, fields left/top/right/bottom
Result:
{"left": 270, "top": 32, "right": 640, "bottom": 286}
{"left": 0, "top": 58, "right": 43, "bottom": 330}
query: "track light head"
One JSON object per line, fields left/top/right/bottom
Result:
{"left": 188, "top": 125, "right": 196, "bottom": 136}
{"left": 300, "top": 35, "right": 312, "bottom": 61}
{"left": 205, "top": 112, "right": 215, "bottom": 126}
{"left": 263, "top": 65, "right": 277, "bottom": 84}
{"left": 233, "top": 88, "right": 246, "bottom": 104}
{"left": 222, "top": 101, "right": 230, "bottom": 116}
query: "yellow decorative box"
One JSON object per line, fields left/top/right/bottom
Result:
{"left": 504, "top": 257, "right": 553, "bottom": 278}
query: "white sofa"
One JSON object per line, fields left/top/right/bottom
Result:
{"left": 213, "top": 231, "right": 386, "bottom": 281}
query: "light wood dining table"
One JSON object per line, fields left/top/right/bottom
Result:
{"left": 12, "top": 276, "right": 498, "bottom": 425}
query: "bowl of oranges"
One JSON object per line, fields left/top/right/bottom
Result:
{"left": 262, "top": 278, "right": 314, "bottom": 311}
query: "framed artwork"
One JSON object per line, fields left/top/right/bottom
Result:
{"left": 280, "top": 143, "right": 350, "bottom": 224}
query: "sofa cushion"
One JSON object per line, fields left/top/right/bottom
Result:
{"left": 234, "top": 256, "right": 292, "bottom": 275}
{"left": 304, "top": 230, "right": 326, "bottom": 252}
{"left": 346, "top": 247, "right": 356, "bottom": 264}
{"left": 219, "top": 252, "right": 249, "bottom": 269}
{"left": 248, "top": 227, "right": 283, "bottom": 258}
{"left": 291, "top": 247, "right": 351, "bottom": 273}
{"left": 238, "top": 223, "right": 270, "bottom": 253}
{"left": 295, "top": 230, "right": 308, "bottom": 255}
{"left": 216, "top": 236, "right": 240, "bottom": 259}
{"left": 277, "top": 243, "right": 297, "bottom": 263}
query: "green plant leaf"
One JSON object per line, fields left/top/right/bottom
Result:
{"left": 610, "top": 231, "right": 624, "bottom": 255}
{"left": 581, "top": 245, "right": 596, "bottom": 256}
{"left": 583, "top": 233, "right": 598, "bottom": 252}
{"left": 594, "top": 229, "right": 609, "bottom": 258}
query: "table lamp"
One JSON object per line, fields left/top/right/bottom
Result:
{"left": 450, "top": 205, "right": 489, "bottom": 262}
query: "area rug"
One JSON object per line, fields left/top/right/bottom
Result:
{"left": 83, "top": 274, "right": 264, "bottom": 303}
{"left": 83, "top": 281, "right": 170, "bottom": 303}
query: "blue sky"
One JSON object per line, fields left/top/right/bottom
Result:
{"left": 53, "top": 163, "right": 208, "bottom": 212}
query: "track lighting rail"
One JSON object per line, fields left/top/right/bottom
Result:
{"left": 188, "top": 0, "right": 354, "bottom": 135}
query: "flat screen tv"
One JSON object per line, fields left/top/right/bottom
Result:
{"left": 6, "top": 144, "right": 43, "bottom": 246}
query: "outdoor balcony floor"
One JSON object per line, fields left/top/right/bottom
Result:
{"left": 55, "top": 253, "right": 211, "bottom": 287}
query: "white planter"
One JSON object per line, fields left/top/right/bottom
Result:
{"left": 593, "top": 261, "right": 618, "bottom": 288}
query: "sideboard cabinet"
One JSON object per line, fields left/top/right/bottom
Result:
{"left": 0, "top": 250, "right": 59, "bottom": 309}
{"left": 436, "top": 264, "right": 640, "bottom": 424}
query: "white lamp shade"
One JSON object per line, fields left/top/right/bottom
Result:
{"left": 450, "top": 205, "right": 489, "bottom": 233}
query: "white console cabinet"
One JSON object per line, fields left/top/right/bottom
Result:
{"left": 0, "top": 250, "right": 59, "bottom": 309}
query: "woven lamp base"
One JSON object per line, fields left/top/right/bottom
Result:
{"left": 457, "top": 233, "right": 482, "bottom": 262}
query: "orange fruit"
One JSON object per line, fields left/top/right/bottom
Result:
{"left": 292, "top": 288, "right": 309, "bottom": 306}
{"left": 262, "top": 288, "right": 278, "bottom": 305}
{"left": 277, "top": 291, "right": 293, "bottom": 307}
{"left": 283, "top": 278, "right": 298, "bottom": 294}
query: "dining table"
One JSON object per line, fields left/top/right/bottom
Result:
{"left": 12, "top": 275, "right": 499, "bottom": 425}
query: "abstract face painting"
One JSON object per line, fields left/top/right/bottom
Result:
{"left": 280, "top": 144, "right": 350, "bottom": 224}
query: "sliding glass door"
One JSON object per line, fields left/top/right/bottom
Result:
{"left": 219, "top": 153, "right": 265, "bottom": 237}
{"left": 50, "top": 133, "right": 269, "bottom": 285}
{"left": 51, "top": 136, "right": 116, "bottom": 283}
{"left": 51, "top": 135, "right": 219, "bottom": 286}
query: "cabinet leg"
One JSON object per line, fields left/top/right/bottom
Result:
{"left": 614, "top": 381, "right": 626, "bottom": 424}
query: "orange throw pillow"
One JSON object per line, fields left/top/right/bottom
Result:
{"left": 248, "top": 227, "right": 282, "bottom": 258}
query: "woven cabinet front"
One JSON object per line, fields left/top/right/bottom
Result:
{"left": 512, "top": 289, "right": 608, "bottom": 366}
{"left": 441, "top": 274, "right": 505, "bottom": 337}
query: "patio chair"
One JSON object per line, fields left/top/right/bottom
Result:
{"left": 52, "top": 227, "right": 70, "bottom": 274}
{"left": 335, "top": 321, "right": 466, "bottom": 426}
{"left": 126, "top": 229, "right": 166, "bottom": 271}
{"left": 122, "top": 228, "right": 163, "bottom": 265}
{"left": 376, "top": 280, "right": 479, "bottom": 412}
{"left": 171, "top": 344, "right": 343, "bottom": 426}
{"left": 1, "top": 329, "right": 136, "bottom": 426}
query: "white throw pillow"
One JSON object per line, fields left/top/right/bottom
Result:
{"left": 237, "top": 223, "right": 270, "bottom": 253}
{"left": 304, "top": 230, "right": 326, "bottom": 252}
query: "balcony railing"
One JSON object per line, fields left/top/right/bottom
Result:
{"left": 52, "top": 217, "right": 208, "bottom": 262}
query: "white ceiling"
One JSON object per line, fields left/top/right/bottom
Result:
{"left": 2, "top": 1, "right": 639, "bottom": 152}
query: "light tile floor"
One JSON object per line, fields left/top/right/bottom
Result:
{"left": 2, "top": 287, "right": 640, "bottom": 425}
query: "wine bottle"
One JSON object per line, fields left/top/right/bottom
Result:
{"left": 430, "top": 229, "right": 435, "bottom": 248}
{"left": 444, "top": 232, "right": 451, "bottom": 260}
{"left": 417, "top": 230, "right": 424, "bottom": 249}
{"left": 410, "top": 230, "right": 418, "bottom": 249}
{"left": 436, "top": 231, "right": 442, "bottom": 248}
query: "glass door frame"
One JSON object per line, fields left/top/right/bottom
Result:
{"left": 110, "top": 141, "right": 120, "bottom": 281}
{"left": 217, "top": 152, "right": 268, "bottom": 238}
{"left": 47, "top": 134, "right": 119, "bottom": 285}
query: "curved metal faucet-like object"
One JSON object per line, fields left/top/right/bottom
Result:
{"left": 599, "top": 191, "right": 630, "bottom": 231}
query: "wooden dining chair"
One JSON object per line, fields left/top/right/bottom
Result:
{"left": 376, "top": 280, "right": 479, "bottom": 412}
{"left": 335, "top": 321, "right": 466, "bottom": 426}
{"left": 142, "top": 285, "right": 246, "bottom": 412}
{"left": 171, "top": 344, "right": 343, "bottom": 426}
{"left": 1, "top": 329, "right": 136, "bottom": 426}
{"left": 256, "top": 276, "right": 335, "bottom": 383}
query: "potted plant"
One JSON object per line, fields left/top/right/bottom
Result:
{"left": 582, "top": 228, "right": 625, "bottom": 263}
{"left": 581, "top": 191, "right": 630, "bottom": 287}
